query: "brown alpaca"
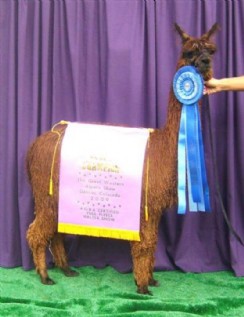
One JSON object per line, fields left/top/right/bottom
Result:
{"left": 26, "top": 23, "right": 218, "bottom": 295}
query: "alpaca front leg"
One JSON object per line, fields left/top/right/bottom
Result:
{"left": 148, "top": 253, "right": 160, "bottom": 287}
{"left": 131, "top": 242, "right": 155, "bottom": 295}
{"left": 131, "top": 212, "right": 161, "bottom": 294}
{"left": 148, "top": 236, "right": 160, "bottom": 287}
{"left": 50, "top": 233, "right": 78, "bottom": 277}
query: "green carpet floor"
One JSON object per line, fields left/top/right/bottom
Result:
{"left": 0, "top": 266, "right": 244, "bottom": 317}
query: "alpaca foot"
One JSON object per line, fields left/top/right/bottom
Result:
{"left": 41, "top": 276, "right": 55, "bottom": 285}
{"left": 62, "top": 267, "right": 79, "bottom": 277}
{"left": 149, "top": 278, "right": 160, "bottom": 287}
{"left": 137, "top": 285, "right": 153, "bottom": 296}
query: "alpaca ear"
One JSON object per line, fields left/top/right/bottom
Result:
{"left": 201, "top": 23, "right": 219, "bottom": 40}
{"left": 174, "top": 23, "right": 190, "bottom": 42}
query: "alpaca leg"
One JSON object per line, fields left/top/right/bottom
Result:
{"left": 148, "top": 247, "right": 160, "bottom": 287}
{"left": 26, "top": 219, "right": 56, "bottom": 285}
{"left": 34, "top": 245, "right": 55, "bottom": 285}
{"left": 131, "top": 242, "right": 154, "bottom": 295}
{"left": 50, "top": 233, "right": 78, "bottom": 277}
{"left": 131, "top": 214, "right": 161, "bottom": 294}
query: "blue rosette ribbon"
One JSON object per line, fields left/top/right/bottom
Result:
{"left": 173, "top": 66, "right": 211, "bottom": 214}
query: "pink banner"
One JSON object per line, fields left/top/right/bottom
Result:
{"left": 58, "top": 123, "right": 150, "bottom": 241}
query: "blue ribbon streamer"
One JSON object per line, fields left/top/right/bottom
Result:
{"left": 173, "top": 66, "right": 211, "bottom": 214}
{"left": 177, "top": 106, "right": 187, "bottom": 214}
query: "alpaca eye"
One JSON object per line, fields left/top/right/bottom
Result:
{"left": 209, "top": 49, "right": 216, "bottom": 55}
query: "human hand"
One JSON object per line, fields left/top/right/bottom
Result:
{"left": 204, "top": 78, "right": 221, "bottom": 95}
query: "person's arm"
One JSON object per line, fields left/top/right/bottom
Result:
{"left": 204, "top": 76, "right": 244, "bottom": 94}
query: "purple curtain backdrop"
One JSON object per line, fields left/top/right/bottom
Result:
{"left": 1, "top": 0, "right": 244, "bottom": 276}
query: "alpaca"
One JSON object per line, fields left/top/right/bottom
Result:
{"left": 26, "top": 23, "right": 218, "bottom": 295}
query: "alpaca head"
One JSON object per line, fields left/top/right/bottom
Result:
{"left": 175, "top": 23, "right": 219, "bottom": 80}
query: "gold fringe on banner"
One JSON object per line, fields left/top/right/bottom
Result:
{"left": 58, "top": 223, "right": 140, "bottom": 241}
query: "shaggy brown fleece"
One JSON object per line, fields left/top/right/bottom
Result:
{"left": 26, "top": 23, "right": 218, "bottom": 295}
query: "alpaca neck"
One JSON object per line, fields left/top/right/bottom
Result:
{"left": 153, "top": 89, "right": 182, "bottom": 172}
{"left": 164, "top": 88, "right": 182, "bottom": 139}
{"left": 148, "top": 89, "right": 183, "bottom": 209}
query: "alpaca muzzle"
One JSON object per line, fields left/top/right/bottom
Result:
{"left": 195, "top": 52, "right": 211, "bottom": 74}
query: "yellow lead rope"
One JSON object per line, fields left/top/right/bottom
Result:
{"left": 49, "top": 120, "right": 69, "bottom": 196}
{"left": 144, "top": 129, "right": 153, "bottom": 221}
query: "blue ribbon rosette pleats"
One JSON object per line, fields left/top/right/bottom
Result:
{"left": 173, "top": 66, "right": 211, "bottom": 214}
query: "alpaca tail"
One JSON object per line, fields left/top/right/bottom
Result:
{"left": 26, "top": 141, "right": 35, "bottom": 184}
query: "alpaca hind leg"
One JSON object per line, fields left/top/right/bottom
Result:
{"left": 26, "top": 219, "right": 55, "bottom": 285}
{"left": 50, "top": 233, "right": 78, "bottom": 277}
